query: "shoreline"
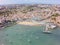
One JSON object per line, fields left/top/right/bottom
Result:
{"left": 16, "top": 21, "right": 41, "bottom": 26}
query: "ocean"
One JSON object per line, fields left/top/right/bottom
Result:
{"left": 0, "top": 24, "right": 60, "bottom": 45}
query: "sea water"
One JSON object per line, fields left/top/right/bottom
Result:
{"left": 0, "top": 24, "right": 60, "bottom": 45}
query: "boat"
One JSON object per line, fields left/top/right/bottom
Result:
{"left": 43, "top": 22, "right": 57, "bottom": 34}
{"left": 43, "top": 30, "right": 52, "bottom": 34}
{"left": 50, "top": 25, "right": 56, "bottom": 29}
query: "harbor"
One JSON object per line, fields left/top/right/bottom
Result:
{"left": 0, "top": 4, "right": 60, "bottom": 45}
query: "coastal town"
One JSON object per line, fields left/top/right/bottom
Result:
{"left": 0, "top": 4, "right": 60, "bottom": 45}
{"left": 0, "top": 4, "right": 60, "bottom": 28}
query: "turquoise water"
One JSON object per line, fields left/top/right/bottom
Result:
{"left": 0, "top": 24, "right": 60, "bottom": 45}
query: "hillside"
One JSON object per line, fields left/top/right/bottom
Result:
{"left": 0, "top": 4, "right": 60, "bottom": 28}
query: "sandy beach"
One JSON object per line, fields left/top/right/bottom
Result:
{"left": 16, "top": 21, "right": 41, "bottom": 26}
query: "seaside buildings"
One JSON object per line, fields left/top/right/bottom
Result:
{"left": 0, "top": 4, "right": 60, "bottom": 28}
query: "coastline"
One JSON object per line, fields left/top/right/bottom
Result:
{"left": 16, "top": 21, "right": 41, "bottom": 26}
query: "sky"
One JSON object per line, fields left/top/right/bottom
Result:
{"left": 0, "top": 0, "right": 60, "bottom": 5}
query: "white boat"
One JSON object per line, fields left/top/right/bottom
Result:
{"left": 50, "top": 25, "right": 56, "bottom": 29}
{"left": 43, "top": 30, "right": 52, "bottom": 34}
{"left": 43, "top": 22, "right": 57, "bottom": 34}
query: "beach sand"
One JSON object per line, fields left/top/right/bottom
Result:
{"left": 16, "top": 21, "right": 41, "bottom": 26}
